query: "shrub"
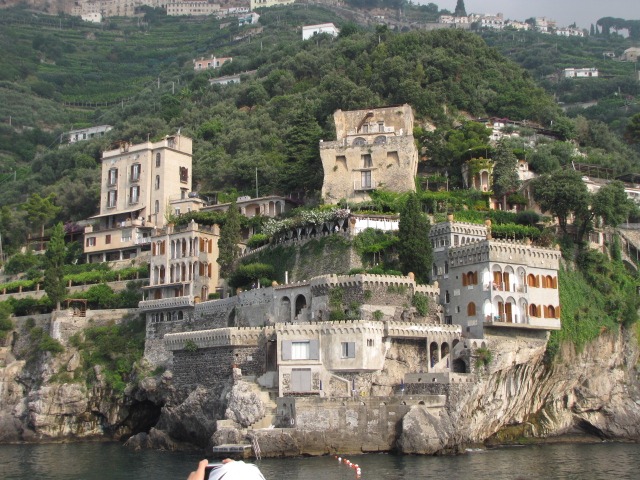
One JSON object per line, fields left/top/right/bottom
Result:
{"left": 184, "top": 339, "right": 198, "bottom": 353}
{"left": 29, "top": 327, "right": 64, "bottom": 355}
{"left": 475, "top": 347, "right": 492, "bottom": 368}
{"left": 515, "top": 210, "right": 541, "bottom": 226}
{"left": 373, "top": 310, "right": 384, "bottom": 321}
{"left": 247, "top": 233, "right": 269, "bottom": 249}
{"left": 412, "top": 293, "right": 429, "bottom": 316}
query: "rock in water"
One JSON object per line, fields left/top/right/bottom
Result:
{"left": 398, "top": 405, "right": 455, "bottom": 454}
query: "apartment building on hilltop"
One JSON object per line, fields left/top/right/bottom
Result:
{"left": 84, "top": 134, "right": 197, "bottom": 263}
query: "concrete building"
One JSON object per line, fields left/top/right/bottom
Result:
{"left": 429, "top": 219, "right": 561, "bottom": 338}
{"left": 249, "top": 0, "right": 294, "bottom": 9}
{"left": 193, "top": 55, "right": 232, "bottom": 70}
{"left": 563, "top": 68, "right": 598, "bottom": 78}
{"left": 166, "top": 1, "right": 221, "bottom": 16}
{"left": 66, "top": 125, "right": 112, "bottom": 144}
{"left": 556, "top": 27, "right": 585, "bottom": 37}
{"left": 84, "top": 134, "right": 194, "bottom": 263}
{"left": 320, "top": 104, "right": 419, "bottom": 204}
{"left": 302, "top": 23, "right": 339, "bottom": 40}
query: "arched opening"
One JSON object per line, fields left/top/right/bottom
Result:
{"left": 452, "top": 358, "right": 467, "bottom": 373}
{"left": 295, "top": 295, "right": 307, "bottom": 317}
{"left": 440, "top": 342, "right": 450, "bottom": 360}
{"left": 467, "top": 302, "right": 476, "bottom": 316}
{"left": 429, "top": 342, "right": 438, "bottom": 367}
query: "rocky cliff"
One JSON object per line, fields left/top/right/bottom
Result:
{"left": 2, "top": 314, "right": 639, "bottom": 454}
{"left": 399, "top": 327, "right": 640, "bottom": 454}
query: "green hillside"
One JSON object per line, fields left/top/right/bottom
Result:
{"left": 0, "top": 5, "right": 638, "bottom": 255}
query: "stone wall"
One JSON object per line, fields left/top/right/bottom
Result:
{"left": 262, "top": 394, "right": 445, "bottom": 455}
{"left": 172, "top": 344, "right": 265, "bottom": 389}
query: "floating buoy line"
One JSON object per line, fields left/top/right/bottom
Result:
{"left": 334, "top": 455, "right": 362, "bottom": 478}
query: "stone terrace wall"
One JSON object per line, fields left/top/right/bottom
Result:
{"left": 172, "top": 345, "right": 264, "bottom": 389}
{"left": 268, "top": 394, "right": 445, "bottom": 455}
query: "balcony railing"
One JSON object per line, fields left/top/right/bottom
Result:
{"left": 354, "top": 180, "right": 377, "bottom": 191}
{"left": 139, "top": 295, "right": 194, "bottom": 310}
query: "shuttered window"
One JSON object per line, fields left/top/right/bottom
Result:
{"left": 282, "top": 340, "right": 319, "bottom": 360}
{"left": 341, "top": 342, "right": 356, "bottom": 358}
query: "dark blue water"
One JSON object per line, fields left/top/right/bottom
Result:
{"left": 1, "top": 441, "right": 639, "bottom": 479}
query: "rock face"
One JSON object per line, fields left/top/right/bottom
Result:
{"left": 224, "top": 381, "right": 266, "bottom": 428}
{"left": 397, "top": 328, "right": 640, "bottom": 453}
{"left": 2, "top": 314, "right": 640, "bottom": 454}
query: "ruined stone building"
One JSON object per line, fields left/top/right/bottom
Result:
{"left": 320, "top": 104, "right": 419, "bottom": 204}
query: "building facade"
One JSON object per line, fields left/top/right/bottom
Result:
{"left": 320, "top": 104, "right": 419, "bottom": 204}
{"left": 84, "top": 134, "right": 193, "bottom": 263}
{"left": 66, "top": 125, "right": 112, "bottom": 144}
{"left": 193, "top": 55, "right": 233, "bottom": 70}
{"left": 429, "top": 219, "right": 561, "bottom": 338}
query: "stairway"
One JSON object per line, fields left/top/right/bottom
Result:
{"left": 246, "top": 380, "right": 278, "bottom": 430}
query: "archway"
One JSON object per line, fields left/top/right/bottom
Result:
{"left": 295, "top": 295, "right": 307, "bottom": 317}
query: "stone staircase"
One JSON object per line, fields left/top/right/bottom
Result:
{"left": 244, "top": 376, "right": 278, "bottom": 430}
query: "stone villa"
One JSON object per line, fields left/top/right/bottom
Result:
{"left": 320, "top": 104, "right": 419, "bottom": 204}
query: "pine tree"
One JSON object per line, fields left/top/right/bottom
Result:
{"left": 454, "top": 0, "right": 467, "bottom": 17}
{"left": 492, "top": 141, "right": 520, "bottom": 210}
{"left": 398, "top": 193, "right": 432, "bottom": 284}
{"left": 217, "top": 201, "right": 242, "bottom": 279}
{"left": 43, "top": 222, "right": 67, "bottom": 310}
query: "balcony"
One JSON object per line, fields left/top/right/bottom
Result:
{"left": 484, "top": 314, "right": 560, "bottom": 330}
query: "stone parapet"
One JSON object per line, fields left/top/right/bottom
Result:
{"left": 165, "top": 326, "right": 275, "bottom": 351}
{"left": 385, "top": 321, "right": 461, "bottom": 338}
{"left": 139, "top": 295, "right": 194, "bottom": 311}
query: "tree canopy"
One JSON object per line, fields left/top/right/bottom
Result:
{"left": 397, "top": 193, "right": 432, "bottom": 283}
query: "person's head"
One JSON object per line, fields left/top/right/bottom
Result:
{"left": 207, "top": 460, "right": 265, "bottom": 480}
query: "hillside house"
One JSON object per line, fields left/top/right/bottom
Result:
{"left": 621, "top": 47, "right": 640, "bottom": 62}
{"left": 83, "top": 134, "right": 195, "bottom": 263}
{"left": 66, "top": 125, "right": 112, "bottom": 144}
{"left": 193, "top": 55, "right": 232, "bottom": 70}
{"left": 320, "top": 105, "right": 419, "bottom": 204}
{"left": 302, "top": 23, "right": 339, "bottom": 40}
{"left": 563, "top": 68, "right": 598, "bottom": 78}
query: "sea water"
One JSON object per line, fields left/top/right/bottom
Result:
{"left": 1, "top": 441, "right": 639, "bottom": 479}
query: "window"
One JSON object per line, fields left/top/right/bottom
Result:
{"left": 362, "top": 124, "right": 368, "bottom": 133}
{"left": 108, "top": 168, "right": 118, "bottom": 186}
{"left": 155, "top": 200, "right": 160, "bottom": 214}
{"left": 292, "top": 341, "right": 310, "bottom": 360}
{"left": 362, "top": 154, "right": 372, "bottom": 168}
{"left": 445, "top": 290, "right": 450, "bottom": 303}
{"left": 155, "top": 175, "right": 160, "bottom": 190}
{"left": 282, "top": 340, "right": 319, "bottom": 360}
{"left": 105, "top": 234, "right": 111, "bottom": 244}
{"left": 179, "top": 167, "right": 189, "bottom": 183}
{"left": 467, "top": 302, "right": 476, "bottom": 316}
{"left": 156, "top": 153, "right": 161, "bottom": 167}
{"left": 130, "top": 163, "right": 141, "bottom": 182}
{"left": 367, "top": 339, "right": 374, "bottom": 347}
{"left": 121, "top": 230, "right": 132, "bottom": 242}
{"left": 107, "top": 190, "right": 117, "bottom": 208}
{"left": 378, "top": 121, "right": 384, "bottom": 133}
{"left": 86, "top": 237, "right": 96, "bottom": 247}
{"left": 361, "top": 170, "right": 372, "bottom": 189}
{"left": 341, "top": 342, "right": 356, "bottom": 358}
{"left": 129, "top": 186, "right": 140, "bottom": 204}
{"left": 181, "top": 188, "right": 188, "bottom": 199}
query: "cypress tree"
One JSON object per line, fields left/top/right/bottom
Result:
{"left": 398, "top": 193, "right": 432, "bottom": 283}
{"left": 454, "top": 0, "right": 467, "bottom": 17}
{"left": 492, "top": 141, "right": 520, "bottom": 210}
{"left": 43, "top": 222, "right": 67, "bottom": 310}
{"left": 217, "top": 200, "right": 242, "bottom": 279}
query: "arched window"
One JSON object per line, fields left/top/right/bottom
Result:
{"left": 444, "top": 261, "right": 449, "bottom": 274}
{"left": 156, "top": 153, "right": 161, "bottom": 167}
{"left": 155, "top": 200, "right": 160, "bottom": 214}
{"left": 529, "top": 304, "right": 539, "bottom": 317}
{"left": 527, "top": 274, "right": 537, "bottom": 287}
{"left": 155, "top": 175, "right": 160, "bottom": 190}
{"left": 445, "top": 290, "right": 450, "bottom": 303}
{"left": 467, "top": 302, "right": 476, "bottom": 316}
